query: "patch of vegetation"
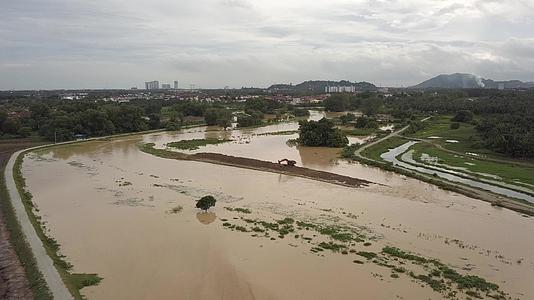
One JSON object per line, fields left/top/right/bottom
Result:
{"left": 341, "top": 127, "right": 377, "bottom": 136}
{"left": 277, "top": 217, "right": 295, "bottom": 225}
{"left": 234, "top": 207, "right": 251, "bottom": 214}
{"left": 217, "top": 210, "right": 509, "bottom": 299}
{"left": 258, "top": 130, "right": 298, "bottom": 136}
{"left": 438, "top": 265, "right": 499, "bottom": 291}
{"left": 318, "top": 241, "right": 347, "bottom": 252}
{"left": 356, "top": 251, "right": 377, "bottom": 260}
{"left": 224, "top": 207, "right": 252, "bottom": 214}
{"left": 318, "top": 225, "right": 354, "bottom": 242}
{"left": 340, "top": 143, "right": 361, "bottom": 158}
{"left": 169, "top": 205, "right": 183, "bottom": 214}
{"left": 382, "top": 246, "right": 427, "bottom": 263}
{"left": 167, "top": 138, "right": 231, "bottom": 151}
{"left": 409, "top": 272, "right": 446, "bottom": 292}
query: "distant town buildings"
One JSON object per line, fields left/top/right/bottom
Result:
{"left": 145, "top": 80, "right": 179, "bottom": 90}
{"left": 145, "top": 81, "right": 160, "bottom": 90}
{"left": 325, "top": 86, "right": 356, "bottom": 93}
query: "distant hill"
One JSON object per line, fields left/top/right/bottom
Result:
{"left": 412, "top": 73, "right": 534, "bottom": 89}
{"left": 268, "top": 80, "right": 377, "bottom": 93}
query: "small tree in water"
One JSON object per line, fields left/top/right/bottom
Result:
{"left": 196, "top": 195, "right": 217, "bottom": 211}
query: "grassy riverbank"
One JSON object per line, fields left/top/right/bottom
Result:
{"left": 359, "top": 136, "right": 408, "bottom": 161}
{"left": 167, "top": 138, "right": 232, "bottom": 150}
{"left": 0, "top": 138, "right": 51, "bottom": 299}
{"left": 13, "top": 152, "right": 101, "bottom": 299}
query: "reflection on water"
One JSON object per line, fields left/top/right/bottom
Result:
{"left": 196, "top": 212, "right": 217, "bottom": 225}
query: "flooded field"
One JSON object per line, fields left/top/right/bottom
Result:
{"left": 21, "top": 114, "right": 534, "bottom": 299}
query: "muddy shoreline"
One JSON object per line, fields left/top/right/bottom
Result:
{"left": 141, "top": 143, "right": 374, "bottom": 189}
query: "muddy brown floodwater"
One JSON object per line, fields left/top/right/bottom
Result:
{"left": 21, "top": 113, "right": 534, "bottom": 300}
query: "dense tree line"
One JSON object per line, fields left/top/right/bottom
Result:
{"left": 324, "top": 93, "right": 383, "bottom": 116}
{"left": 476, "top": 114, "right": 534, "bottom": 158}
{"left": 384, "top": 90, "right": 534, "bottom": 158}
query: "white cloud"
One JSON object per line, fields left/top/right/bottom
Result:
{"left": 1, "top": 0, "right": 534, "bottom": 89}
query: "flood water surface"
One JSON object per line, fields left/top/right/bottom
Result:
{"left": 21, "top": 124, "right": 534, "bottom": 300}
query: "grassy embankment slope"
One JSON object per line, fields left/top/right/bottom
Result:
{"left": 13, "top": 148, "right": 102, "bottom": 299}
{"left": 0, "top": 137, "right": 51, "bottom": 299}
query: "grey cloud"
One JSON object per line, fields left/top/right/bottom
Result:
{"left": 1, "top": 0, "right": 534, "bottom": 89}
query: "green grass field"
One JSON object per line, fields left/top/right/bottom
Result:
{"left": 360, "top": 136, "right": 408, "bottom": 161}
{"left": 341, "top": 127, "right": 378, "bottom": 136}
{"left": 406, "top": 115, "right": 491, "bottom": 154}
{"left": 411, "top": 143, "right": 534, "bottom": 189}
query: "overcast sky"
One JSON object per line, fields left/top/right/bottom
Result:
{"left": 2, "top": 0, "right": 534, "bottom": 90}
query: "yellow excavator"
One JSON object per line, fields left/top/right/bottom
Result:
{"left": 278, "top": 158, "right": 296, "bottom": 167}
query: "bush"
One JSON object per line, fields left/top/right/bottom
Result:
{"left": 451, "top": 110, "right": 474, "bottom": 123}
{"left": 450, "top": 122, "right": 460, "bottom": 130}
{"left": 298, "top": 118, "right": 349, "bottom": 147}
{"left": 196, "top": 195, "right": 217, "bottom": 211}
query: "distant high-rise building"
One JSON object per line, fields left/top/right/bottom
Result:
{"left": 145, "top": 81, "right": 159, "bottom": 90}
{"left": 161, "top": 83, "right": 171, "bottom": 89}
{"left": 173, "top": 81, "right": 179, "bottom": 89}
{"left": 325, "top": 86, "right": 356, "bottom": 93}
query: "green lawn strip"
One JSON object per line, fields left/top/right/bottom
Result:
{"left": 407, "top": 115, "right": 524, "bottom": 162}
{"left": 256, "top": 130, "right": 298, "bottom": 136}
{"left": 0, "top": 161, "right": 52, "bottom": 299}
{"left": 14, "top": 152, "right": 101, "bottom": 299}
{"left": 360, "top": 136, "right": 408, "bottom": 161}
{"left": 167, "top": 138, "right": 232, "bottom": 150}
{"left": 341, "top": 127, "right": 378, "bottom": 136}
{"left": 411, "top": 143, "right": 534, "bottom": 190}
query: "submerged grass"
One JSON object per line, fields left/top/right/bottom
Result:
{"left": 219, "top": 209, "right": 508, "bottom": 299}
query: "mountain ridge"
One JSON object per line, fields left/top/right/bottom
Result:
{"left": 412, "top": 73, "right": 534, "bottom": 89}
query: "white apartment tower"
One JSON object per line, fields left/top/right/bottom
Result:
{"left": 145, "top": 81, "right": 160, "bottom": 90}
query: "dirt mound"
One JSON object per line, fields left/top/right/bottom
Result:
{"left": 190, "top": 152, "right": 373, "bottom": 188}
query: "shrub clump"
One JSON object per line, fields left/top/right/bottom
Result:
{"left": 298, "top": 118, "right": 349, "bottom": 147}
{"left": 196, "top": 195, "right": 216, "bottom": 211}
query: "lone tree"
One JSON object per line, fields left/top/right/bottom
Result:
{"left": 196, "top": 195, "right": 217, "bottom": 211}
{"left": 451, "top": 110, "right": 474, "bottom": 123}
{"left": 298, "top": 118, "right": 349, "bottom": 147}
